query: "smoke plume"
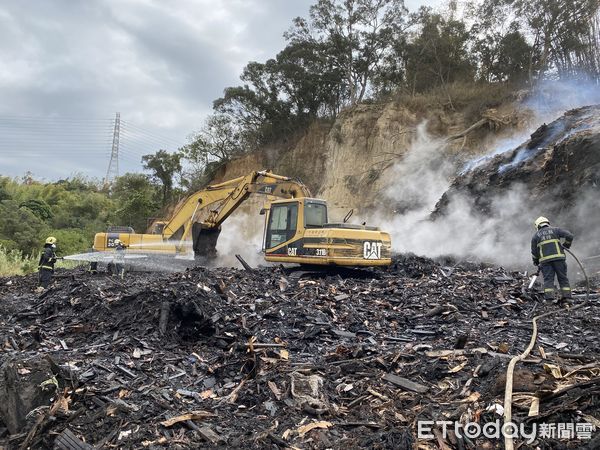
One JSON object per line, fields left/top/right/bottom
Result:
{"left": 213, "top": 201, "right": 266, "bottom": 269}
{"left": 375, "top": 79, "right": 600, "bottom": 273}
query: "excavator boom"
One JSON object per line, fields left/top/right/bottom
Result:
{"left": 157, "top": 171, "right": 311, "bottom": 254}
{"left": 95, "top": 171, "right": 311, "bottom": 257}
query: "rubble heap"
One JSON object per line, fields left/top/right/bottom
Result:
{"left": 434, "top": 105, "right": 600, "bottom": 250}
{"left": 0, "top": 256, "right": 598, "bottom": 449}
{"left": 438, "top": 105, "right": 600, "bottom": 214}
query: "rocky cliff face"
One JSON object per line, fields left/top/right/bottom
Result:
{"left": 212, "top": 99, "right": 524, "bottom": 221}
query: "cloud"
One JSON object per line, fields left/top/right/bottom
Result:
{"left": 0, "top": 0, "right": 316, "bottom": 179}
{"left": 0, "top": 0, "right": 440, "bottom": 180}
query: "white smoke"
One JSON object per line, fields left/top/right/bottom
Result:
{"left": 213, "top": 202, "right": 268, "bottom": 269}
{"left": 375, "top": 81, "right": 600, "bottom": 271}
{"left": 383, "top": 123, "right": 453, "bottom": 214}
{"left": 461, "top": 78, "right": 600, "bottom": 176}
{"left": 524, "top": 78, "right": 600, "bottom": 123}
{"left": 212, "top": 81, "right": 600, "bottom": 273}
{"left": 374, "top": 125, "right": 534, "bottom": 268}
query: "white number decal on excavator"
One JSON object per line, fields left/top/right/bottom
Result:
{"left": 287, "top": 247, "right": 297, "bottom": 256}
{"left": 363, "top": 242, "right": 382, "bottom": 259}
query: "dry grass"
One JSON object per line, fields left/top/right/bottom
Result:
{"left": 0, "top": 245, "right": 82, "bottom": 277}
{"left": 0, "top": 245, "right": 38, "bottom": 276}
{"left": 394, "top": 81, "right": 518, "bottom": 123}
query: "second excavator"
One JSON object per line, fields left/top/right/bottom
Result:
{"left": 93, "top": 170, "right": 391, "bottom": 267}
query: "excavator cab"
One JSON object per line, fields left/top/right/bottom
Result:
{"left": 262, "top": 198, "right": 391, "bottom": 267}
{"left": 264, "top": 199, "right": 327, "bottom": 249}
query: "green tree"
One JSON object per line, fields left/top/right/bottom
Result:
{"left": 493, "top": 28, "right": 532, "bottom": 82}
{"left": 50, "top": 229, "right": 91, "bottom": 256}
{"left": 471, "top": 14, "right": 533, "bottom": 83}
{"left": 184, "top": 114, "right": 243, "bottom": 165}
{"left": 286, "top": 0, "right": 409, "bottom": 105}
{"left": 466, "top": 0, "right": 530, "bottom": 82}
{"left": 180, "top": 115, "right": 244, "bottom": 189}
{"left": 142, "top": 150, "right": 182, "bottom": 205}
{"left": 0, "top": 177, "right": 12, "bottom": 202}
{"left": 19, "top": 199, "right": 54, "bottom": 222}
{"left": 481, "top": 0, "right": 600, "bottom": 81}
{"left": 0, "top": 200, "right": 49, "bottom": 255}
{"left": 111, "top": 173, "right": 160, "bottom": 232}
{"left": 404, "top": 8, "right": 476, "bottom": 97}
{"left": 273, "top": 40, "right": 347, "bottom": 117}
{"left": 214, "top": 64, "right": 294, "bottom": 148}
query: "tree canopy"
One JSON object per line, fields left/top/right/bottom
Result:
{"left": 181, "top": 0, "right": 599, "bottom": 184}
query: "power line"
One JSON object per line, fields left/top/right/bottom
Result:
{"left": 120, "top": 134, "right": 178, "bottom": 153}
{"left": 0, "top": 142, "right": 115, "bottom": 149}
{"left": 119, "top": 145, "right": 152, "bottom": 158}
{"left": 121, "top": 122, "right": 186, "bottom": 147}
{"left": 0, "top": 113, "right": 189, "bottom": 178}
{"left": 120, "top": 129, "right": 175, "bottom": 146}
{"left": 120, "top": 120, "right": 186, "bottom": 147}
{"left": 0, "top": 115, "right": 114, "bottom": 122}
{"left": 0, "top": 124, "right": 113, "bottom": 130}
{"left": 120, "top": 134, "right": 183, "bottom": 153}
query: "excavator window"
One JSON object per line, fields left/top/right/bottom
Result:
{"left": 305, "top": 202, "right": 327, "bottom": 228}
{"left": 266, "top": 203, "right": 298, "bottom": 249}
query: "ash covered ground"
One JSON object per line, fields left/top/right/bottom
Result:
{"left": 0, "top": 256, "right": 598, "bottom": 449}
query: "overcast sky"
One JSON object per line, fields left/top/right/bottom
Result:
{"left": 0, "top": 0, "right": 441, "bottom": 181}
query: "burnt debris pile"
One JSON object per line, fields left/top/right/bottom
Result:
{"left": 437, "top": 105, "right": 600, "bottom": 216}
{"left": 0, "top": 256, "right": 598, "bottom": 448}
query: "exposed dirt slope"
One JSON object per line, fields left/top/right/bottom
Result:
{"left": 211, "top": 95, "right": 527, "bottom": 220}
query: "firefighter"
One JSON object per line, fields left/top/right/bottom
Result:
{"left": 38, "top": 236, "right": 58, "bottom": 289}
{"left": 531, "top": 216, "right": 574, "bottom": 301}
{"left": 89, "top": 249, "right": 98, "bottom": 275}
{"left": 113, "top": 239, "right": 127, "bottom": 279}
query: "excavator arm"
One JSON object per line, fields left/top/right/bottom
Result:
{"left": 158, "top": 170, "right": 311, "bottom": 257}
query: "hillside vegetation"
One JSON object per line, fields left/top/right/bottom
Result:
{"left": 175, "top": 0, "right": 600, "bottom": 187}
{"left": 0, "top": 175, "right": 165, "bottom": 266}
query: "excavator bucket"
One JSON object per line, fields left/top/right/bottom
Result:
{"left": 192, "top": 223, "right": 220, "bottom": 260}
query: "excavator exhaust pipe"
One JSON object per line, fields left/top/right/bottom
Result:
{"left": 192, "top": 223, "right": 220, "bottom": 262}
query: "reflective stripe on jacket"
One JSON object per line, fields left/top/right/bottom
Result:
{"left": 38, "top": 246, "right": 57, "bottom": 270}
{"left": 531, "top": 226, "right": 573, "bottom": 263}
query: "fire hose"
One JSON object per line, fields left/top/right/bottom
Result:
{"left": 564, "top": 247, "right": 590, "bottom": 303}
{"left": 503, "top": 248, "right": 589, "bottom": 450}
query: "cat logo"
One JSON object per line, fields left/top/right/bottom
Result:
{"left": 258, "top": 184, "right": 275, "bottom": 194}
{"left": 363, "top": 241, "right": 382, "bottom": 260}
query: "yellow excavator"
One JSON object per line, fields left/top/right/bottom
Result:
{"left": 93, "top": 170, "right": 391, "bottom": 267}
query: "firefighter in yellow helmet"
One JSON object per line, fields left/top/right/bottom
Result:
{"left": 38, "top": 237, "right": 58, "bottom": 288}
{"left": 531, "top": 217, "right": 574, "bottom": 301}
